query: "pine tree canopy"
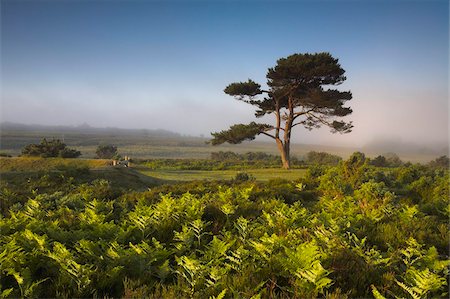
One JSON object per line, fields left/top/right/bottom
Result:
{"left": 211, "top": 52, "right": 354, "bottom": 168}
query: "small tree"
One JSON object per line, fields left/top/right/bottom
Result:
{"left": 370, "top": 153, "right": 403, "bottom": 167}
{"left": 306, "top": 151, "right": 342, "bottom": 165}
{"left": 211, "top": 52, "right": 353, "bottom": 169}
{"left": 21, "top": 138, "right": 81, "bottom": 158}
{"left": 428, "top": 155, "right": 449, "bottom": 168}
{"left": 95, "top": 145, "right": 118, "bottom": 159}
{"left": 383, "top": 152, "right": 403, "bottom": 167}
{"left": 370, "top": 155, "right": 388, "bottom": 167}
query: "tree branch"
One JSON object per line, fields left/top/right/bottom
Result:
{"left": 293, "top": 108, "right": 315, "bottom": 120}
{"left": 210, "top": 122, "right": 273, "bottom": 145}
{"left": 307, "top": 112, "right": 333, "bottom": 127}
{"left": 260, "top": 132, "right": 276, "bottom": 139}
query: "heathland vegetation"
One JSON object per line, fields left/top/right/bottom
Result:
{"left": 0, "top": 150, "right": 448, "bottom": 298}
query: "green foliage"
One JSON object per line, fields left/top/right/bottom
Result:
{"left": 233, "top": 172, "right": 255, "bottom": 182}
{"left": 21, "top": 138, "right": 81, "bottom": 158}
{"left": 95, "top": 144, "right": 118, "bottom": 159}
{"left": 224, "top": 79, "right": 262, "bottom": 98}
{"left": 0, "top": 157, "right": 109, "bottom": 173}
{"left": 210, "top": 122, "right": 273, "bottom": 145}
{"left": 306, "top": 151, "right": 342, "bottom": 165}
{"left": 341, "top": 152, "right": 370, "bottom": 189}
{"left": 141, "top": 153, "right": 304, "bottom": 170}
{"left": 428, "top": 155, "right": 449, "bottom": 168}
{"left": 370, "top": 155, "right": 388, "bottom": 167}
{"left": 211, "top": 151, "right": 279, "bottom": 162}
{"left": 210, "top": 151, "right": 302, "bottom": 167}
{"left": 0, "top": 159, "right": 448, "bottom": 298}
{"left": 370, "top": 153, "right": 403, "bottom": 167}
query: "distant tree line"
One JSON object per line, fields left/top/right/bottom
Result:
{"left": 305, "top": 151, "right": 342, "bottom": 165}
{"left": 211, "top": 151, "right": 344, "bottom": 166}
{"left": 211, "top": 151, "right": 290, "bottom": 162}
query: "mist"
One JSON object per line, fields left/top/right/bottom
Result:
{"left": 2, "top": 75, "right": 447, "bottom": 151}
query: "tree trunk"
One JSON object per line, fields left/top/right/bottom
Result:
{"left": 281, "top": 148, "right": 290, "bottom": 169}
{"left": 276, "top": 139, "right": 290, "bottom": 169}
{"left": 279, "top": 96, "right": 294, "bottom": 169}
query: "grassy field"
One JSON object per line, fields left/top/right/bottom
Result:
{"left": 0, "top": 157, "right": 110, "bottom": 172}
{"left": 0, "top": 157, "right": 306, "bottom": 184}
{"left": 136, "top": 167, "right": 307, "bottom": 182}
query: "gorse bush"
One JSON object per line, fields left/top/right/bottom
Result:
{"left": 0, "top": 154, "right": 448, "bottom": 298}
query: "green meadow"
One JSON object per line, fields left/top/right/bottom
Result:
{"left": 137, "top": 167, "right": 307, "bottom": 182}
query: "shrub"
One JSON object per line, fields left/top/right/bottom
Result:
{"left": 21, "top": 138, "right": 81, "bottom": 158}
{"left": 383, "top": 152, "right": 403, "bottom": 167}
{"left": 233, "top": 172, "right": 255, "bottom": 182}
{"left": 58, "top": 148, "right": 83, "bottom": 158}
{"left": 428, "top": 155, "right": 449, "bottom": 169}
{"left": 370, "top": 155, "right": 388, "bottom": 167}
{"left": 306, "top": 151, "right": 342, "bottom": 165}
{"left": 370, "top": 153, "right": 403, "bottom": 167}
{"left": 95, "top": 145, "right": 118, "bottom": 159}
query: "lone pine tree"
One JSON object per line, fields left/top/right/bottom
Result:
{"left": 211, "top": 52, "right": 353, "bottom": 169}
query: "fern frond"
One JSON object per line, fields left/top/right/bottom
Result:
{"left": 371, "top": 285, "right": 387, "bottom": 299}
{"left": 396, "top": 280, "right": 421, "bottom": 299}
{"left": 209, "top": 288, "right": 227, "bottom": 299}
{"left": 0, "top": 288, "right": 13, "bottom": 299}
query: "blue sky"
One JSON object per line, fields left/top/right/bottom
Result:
{"left": 1, "top": 0, "right": 448, "bottom": 147}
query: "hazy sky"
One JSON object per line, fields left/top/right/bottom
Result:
{"left": 1, "top": 0, "right": 448, "bottom": 147}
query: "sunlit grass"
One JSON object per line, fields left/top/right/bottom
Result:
{"left": 0, "top": 157, "right": 110, "bottom": 172}
{"left": 137, "top": 168, "right": 307, "bottom": 182}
